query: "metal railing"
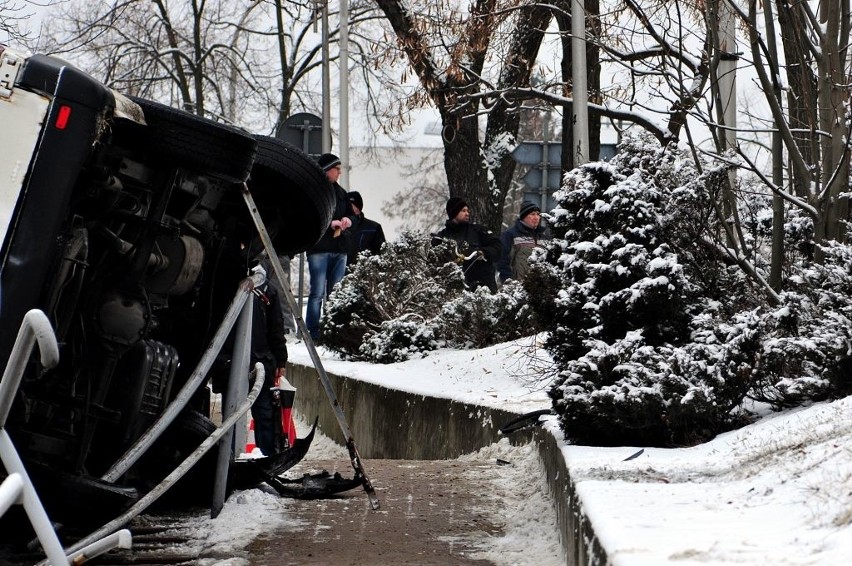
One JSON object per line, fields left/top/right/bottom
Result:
{"left": 3, "top": 271, "right": 264, "bottom": 563}
{"left": 0, "top": 309, "right": 132, "bottom": 565}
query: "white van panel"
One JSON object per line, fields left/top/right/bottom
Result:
{"left": 0, "top": 88, "right": 49, "bottom": 250}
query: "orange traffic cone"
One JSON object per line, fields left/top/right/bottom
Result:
{"left": 273, "top": 375, "right": 297, "bottom": 448}
{"left": 245, "top": 417, "right": 257, "bottom": 454}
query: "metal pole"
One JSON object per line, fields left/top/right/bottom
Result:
{"left": 339, "top": 0, "right": 350, "bottom": 188}
{"left": 571, "top": 0, "right": 589, "bottom": 166}
{"left": 719, "top": 0, "right": 737, "bottom": 152}
{"left": 540, "top": 111, "right": 551, "bottom": 211}
{"left": 241, "top": 183, "right": 380, "bottom": 510}
{"left": 321, "top": 1, "right": 331, "bottom": 152}
{"left": 298, "top": 253, "right": 306, "bottom": 329}
{"left": 211, "top": 291, "right": 254, "bottom": 518}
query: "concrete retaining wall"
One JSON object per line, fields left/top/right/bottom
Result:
{"left": 287, "top": 362, "right": 533, "bottom": 459}
{"left": 288, "top": 361, "right": 607, "bottom": 565}
{"left": 535, "top": 428, "right": 607, "bottom": 566}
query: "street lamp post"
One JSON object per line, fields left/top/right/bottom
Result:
{"left": 339, "top": 0, "right": 350, "bottom": 188}
{"left": 571, "top": 0, "right": 589, "bottom": 167}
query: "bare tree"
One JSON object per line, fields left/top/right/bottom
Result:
{"left": 374, "top": 0, "right": 553, "bottom": 233}
{"left": 0, "top": 0, "right": 41, "bottom": 49}
{"left": 740, "top": 0, "right": 851, "bottom": 249}
{"left": 40, "top": 1, "right": 268, "bottom": 122}
{"left": 38, "top": 0, "right": 387, "bottom": 135}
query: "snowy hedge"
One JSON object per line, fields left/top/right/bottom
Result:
{"left": 528, "top": 133, "right": 852, "bottom": 447}
{"left": 320, "top": 232, "right": 540, "bottom": 362}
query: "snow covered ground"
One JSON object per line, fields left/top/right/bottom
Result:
{"left": 198, "top": 335, "right": 850, "bottom": 564}
{"left": 557, "top": 397, "right": 852, "bottom": 565}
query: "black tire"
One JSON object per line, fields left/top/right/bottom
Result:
{"left": 499, "top": 409, "right": 553, "bottom": 435}
{"left": 127, "top": 96, "right": 257, "bottom": 182}
{"left": 247, "top": 135, "right": 335, "bottom": 256}
{"left": 138, "top": 409, "right": 218, "bottom": 508}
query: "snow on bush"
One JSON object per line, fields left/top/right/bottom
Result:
{"left": 321, "top": 232, "right": 541, "bottom": 362}
{"left": 528, "top": 132, "right": 852, "bottom": 447}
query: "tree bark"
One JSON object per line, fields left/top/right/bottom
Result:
{"left": 376, "top": 0, "right": 551, "bottom": 232}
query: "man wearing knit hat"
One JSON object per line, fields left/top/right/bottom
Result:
{"left": 346, "top": 191, "right": 386, "bottom": 265}
{"left": 305, "top": 153, "right": 356, "bottom": 339}
{"left": 498, "top": 199, "right": 551, "bottom": 283}
{"left": 436, "top": 196, "right": 502, "bottom": 292}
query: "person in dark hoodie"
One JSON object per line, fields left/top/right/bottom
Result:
{"left": 246, "top": 263, "right": 289, "bottom": 456}
{"left": 305, "top": 153, "right": 356, "bottom": 339}
{"left": 498, "top": 200, "right": 551, "bottom": 284}
{"left": 346, "top": 190, "right": 386, "bottom": 266}
{"left": 436, "top": 196, "right": 502, "bottom": 292}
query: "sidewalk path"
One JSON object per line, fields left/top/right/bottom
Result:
{"left": 246, "top": 458, "right": 509, "bottom": 565}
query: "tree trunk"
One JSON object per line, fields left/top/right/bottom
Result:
{"left": 377, "top": 0, "right": 552, "bottom": 233}
{"left": 776, "top": 0, "right": 819, "bottom": 201}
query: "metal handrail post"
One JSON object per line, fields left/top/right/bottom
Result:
{"left": 0, "top": 310, "right": 67, "bottom": 565}
{"left": 0, "top": 430, "right": 69, "bottom": 565}
{"left": 0, "top": 472, "right": 23, "bottom": 518}
{"left": 211, "top": 289, "right": 254, "bottom": 518}
{"left": 101, "top": 273, "right": 262, "bottom": 483}
{"left": 0, "top": 310, "right": 59, "bottom": 426}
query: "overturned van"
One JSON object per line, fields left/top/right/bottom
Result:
{"left": 0, "top": 44, "right": 334, "bottom": 524}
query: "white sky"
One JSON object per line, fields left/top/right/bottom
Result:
{"left": 176, "top": 336, "right": 852, "bottom": 564}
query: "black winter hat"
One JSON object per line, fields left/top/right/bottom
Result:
{"left": 446, "top": 196, "right": 468, "bottom": 219}
{"left": 347, "top": 191, "right": 364, "bottom": 210}
{"left": 519, "top": 200, "right": 541, "bottom": 220}
{"left": 317, "top": 153, "right": 341, "bottom": 172}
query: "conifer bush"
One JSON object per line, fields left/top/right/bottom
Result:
{"left": 529, "top": 133, "right": 852, "bottom": 447}
{"left": 321, "top": 232, "right": 542, "bottom": 362}
{"left": 528, "top": 136, "right": 760, "bottom": 446}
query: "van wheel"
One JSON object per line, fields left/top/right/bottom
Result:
{"left": 138, "top": 409, "right": 218, "bottom": 508}
{"left": 127, "top": 96, "right": 257, "bottom": 183}
{"left": 247, "top": 136, "right": 335, "bottom": 257}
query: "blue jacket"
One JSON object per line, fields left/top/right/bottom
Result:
{"left": 498, "top": 220, "right": 550, "bottom": 282}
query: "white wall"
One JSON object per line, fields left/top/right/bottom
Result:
{"left": 346, "top": 146, "right": 447, "bottom": 242}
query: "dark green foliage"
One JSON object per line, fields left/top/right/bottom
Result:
{"left": 531, "top": 133, "right": 852, "bottom": 447}
{"left": 320, "top": 232, "right": 464, "bottom": 359}
{"left": 438, "top": 280, "right": 537, "bottom": 349}
{"left": 532, "top": 137, "right": 763, "bottom": 446}
{"left": 321, "top": 232, "right": 542, "bottom": 362}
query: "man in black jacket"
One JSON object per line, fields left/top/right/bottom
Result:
{"left": 346, "top": 190, "right": 386, "bottom": 265}
{"left": 305, "top": 153, "right": 355, "bottom": 339}
{"left": 437, "top": 197, "right": 502, "bottom": 292}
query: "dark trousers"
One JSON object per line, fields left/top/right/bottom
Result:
{"left": 250, "top": 362, "right": 277, "bottom": 456}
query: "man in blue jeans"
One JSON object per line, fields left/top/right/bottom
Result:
{"left": 305, "top": 153, "right": 355, "bottom": 339}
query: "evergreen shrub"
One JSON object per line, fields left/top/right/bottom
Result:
{"left": 527, "top": 133, "right": 852, "bottom": 447}
{"left": 321, "top": 232, "right": 542, "bottom": 362}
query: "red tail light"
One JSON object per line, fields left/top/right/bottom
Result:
{"left": 55, "top": 105, "right": 72, "bottom": 129}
